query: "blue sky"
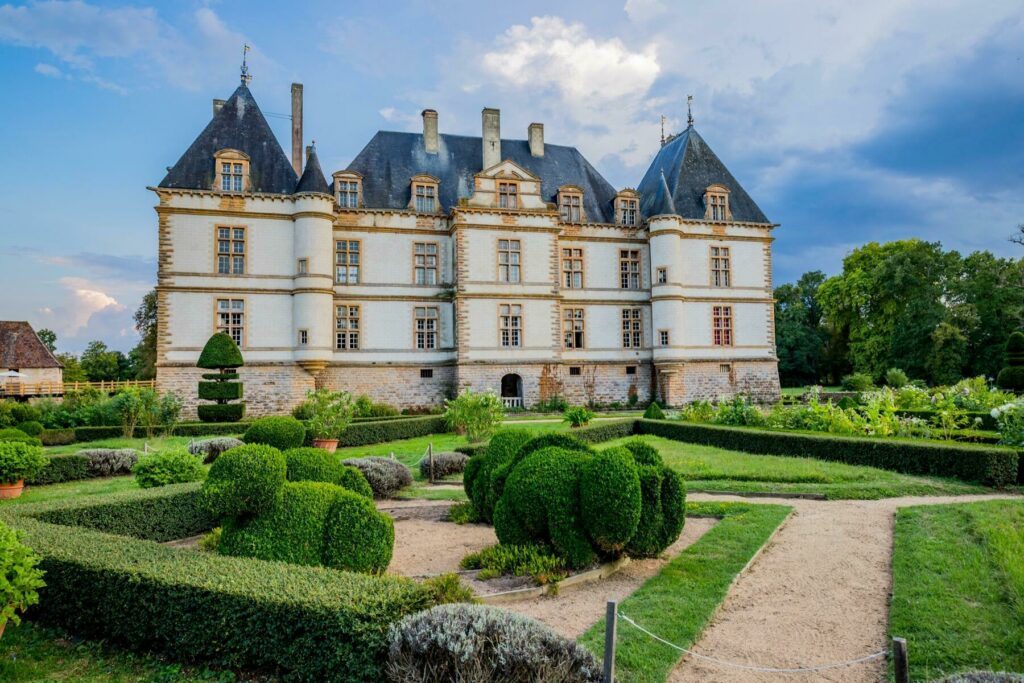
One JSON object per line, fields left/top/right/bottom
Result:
{"left": 1, "top": 0, "right": 1022, "bottom": 353}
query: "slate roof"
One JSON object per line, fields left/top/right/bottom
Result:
{"left": 295, "top": 145, "right": 331, "bottom": 194}
{"left": 0, "top": 322, "right": 62, "bottom": 369}
{"left": 346, "top": 132, "right": 621, "bottom": 223}
{"left": 159, "top": 85, "right": 298, "bottom": 194}
{"left": 636, "top": 127, "right": 770, "bottom": 223}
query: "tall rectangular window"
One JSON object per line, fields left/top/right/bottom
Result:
{"left": 415, "top": 306, "right": 439, "bottom": 349}
{"left": 563, "top": 308, "right": 585, "bottom": 349}
{"left": 414, "top": 184, "right": 436, "bottom": 213}
{"left": 711, "top": 246, "right": 731, "bottom": 287}
{"left": 337, "top": 180, "right": 359, "bottom": 208}
{"left": 216, "top": 227, "right": 246, "bottom": 275}
{"left": 621, "top": 308, "right": 642, "bottom": 348}
{"left": 335, "top": 240, "right": 360, "bottom": 284}
{"left": 215, "top": 299, "right": 244, "bottom": 346}
{"left": 713, "top": 305, "right": 734, "bottom": 346}
{"left": 620, "top": 249, "right": 641, "bottom": 289}
{"left": 560, "top": 193, "right": 582, "bottom": 223}
{"left": 221, "top": 162, "right": 244, "bottom": 192}
{"left": 561, "top": 248, "right": 583, "bottom": 288}
{"left": 656, "top": 267, "right": 667, "bottom": 284}
{"left": 499, "top": 304, "right": 522, "bottom": 348}
{"left": 620, "top": 198, "right": 638, "bottom": 226}
{"left": 298, "top": 329, "right": 308, "bottom": 346}
{"left": 498, "top": 182, "right": 518, "bottom": 209}
{"left": 414, "top": 242, "right": 438, "bottom": 285}
{"left": 498, "top": 239, "right": 521, "bottom": 283}
{"left": 659, "top": 329, "right": 670, "bottom": 346}
{"left": 296, "top": 258, "right": 308, "bottom": 275}
{"left": 335, "top": 305, "right": 360, "bottom": 349}
{"left": 709, "top": 194, "right": 727, "bottom": 221}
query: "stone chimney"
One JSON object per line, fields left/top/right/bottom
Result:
{"left": 212, "top": 99, "right": 226, "bottom": 117}
{"left": 528, "top": 122, "right": 544, "bottom": 157}
{"left": 482, "top": 107, "right": 501, "bottom": 169}
{"left": 422, "top": 109, "right": 439, "bottom": 154}
{"left": 291, "top": 83, "right": 304, "bottom": 176}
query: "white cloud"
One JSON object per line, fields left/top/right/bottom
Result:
{"left": 33, "top": 62, "right": 64, "bottom": 78}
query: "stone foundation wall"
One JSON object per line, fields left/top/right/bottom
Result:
{"left": 157, "top": 363, "right": 314, "bottom": 420}
{"left": 456, "top": 362, "right": 654, "bottom": 408}
{"left": 318, "top": 365, "right": 455, "bottom": 409}
{"left": 657, "top": 360, "right": 781, "bottom": 406}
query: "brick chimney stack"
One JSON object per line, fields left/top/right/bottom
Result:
{"left": 422, "top": 109, "right": 439, "bottom": 154}
{"left": 482, "top": 107, "right": 500, "bottom": 169}
{"left": 528, "top": 122, "right": 544, "bottom": 157}
{"left": 291, "top": 83, "right": 303, "bottom": 176}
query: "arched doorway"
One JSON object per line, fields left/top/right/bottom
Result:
{"left": 500, "top": 373, "right": 523, "bottom": 409}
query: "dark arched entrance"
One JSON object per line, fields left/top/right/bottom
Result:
{"left": 500, "top": 373, "right": 523, "bottom": 408}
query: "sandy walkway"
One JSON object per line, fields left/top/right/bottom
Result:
{"left": 667, "top": 493, "right": 1022, "bottom": 683}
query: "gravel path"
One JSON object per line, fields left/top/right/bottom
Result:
{"left": 667, "top": 492, "right": 1022, "bottom": 683}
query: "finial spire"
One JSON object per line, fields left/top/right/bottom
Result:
{"left": 660, "top": 114, "right": 666, "bottom": 147}
{"left": 240, "top": 44, "right": 252, "bottom": 86}
{"left": 687, "top": 95, "right": 694, "bottom": 127}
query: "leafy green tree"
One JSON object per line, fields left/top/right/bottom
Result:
{"left": 774, "top": 271, "right": 828, "bottom": 386}
{"left": 130, "top": 289, "right": 158, "bottom": 380}
{"left": 55, "top": 353, "right": 86, "bottom": 382}
{"left": 926, "top": 322, "right": 968, "bottom": 386}
{"left": 36, "top": 328, "right": 57, "bottom": 353}
{"left": 80, "top": 341, "right": 122, "bottom": 381}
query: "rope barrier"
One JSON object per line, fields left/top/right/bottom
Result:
{"left": 617, "top": 612, "right": 888, "bottom": 674}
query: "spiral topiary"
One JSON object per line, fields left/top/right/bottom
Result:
{"left": 196, "top": 332, "right": 245, "bottom": 422}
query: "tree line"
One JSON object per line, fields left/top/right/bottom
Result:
{"left": 775, "top": 239, "right": 1024, "bottom": 387}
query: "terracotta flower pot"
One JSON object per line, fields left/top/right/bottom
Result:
{"left": 312, "top": 439, "right": 339, "bottom": 453}
{"left": 0, "top": 480, "right": 25, "bottom": 500}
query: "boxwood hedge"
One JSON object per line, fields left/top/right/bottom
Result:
{"left": 0, "top": 483, "right": 432, "bottom": 682}
{"left": 27, "top": 454, "right": 90, "bottom": 485}
{"left": 337, "top": 416, "right": 448, "bottom": 447}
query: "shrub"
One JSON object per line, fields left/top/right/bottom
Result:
{"left": 284, "top": 446, "right": 344, "bottom": 483}
{"left": 197, "top": 332, "right": 245, "bottom": 369}
{"left": 579, "top": 447, "right": 642, "bottom": 553}
{"left": 464, "top": 430, "right": 534, "bottom": 523}
{"left": 386, "top": 604, "right": 601, "bottom": 683}
{"left": 991, "top": 402, "right": 1024, "bottom": 449}
{"left": 841, "top": 372, "right": 875, "bottom": 392}
{"left": 187, "top": 437, "right": 244, "bottom": 464}
{"left": 564, "top": 405, "right": 595, "bottom": 428}
{"left": 444, "top": 389, "right": 504, "bottom": 443}
{"left": 14, "top": 421, "right": 43, "bottom": 437}
{"left": 488, "top": 433, "right": 594, "bottom": 514}
{"left": 9, "top": 403, "right": 41, "bottom": 425}
{"left": 155, "top": 392, "right": 183, "bottom": 436}
{"left": 533, "top": 395, "right": 568, "bottom": 413}
{"left": 338, "top": 416, "right": 447, "bottom": 447}
{"left": 622, "top": 441, "right": 686, "bottom": 558}
{"left": 343, "top": 457, "right": 413, "bottom": 498}
{"left": 198, "top": 526, "right": 221, "bottom": 552}
{"left": 197, "top": 333, "right": 245, "bottom": 423}
{"left": 322, "top": 488, "right": 394, "bottom": 573}
{"left": 643, "top": 401, "right": 666, "bottom": 420}
{"left": 202, "top": 444, "right": 287, "bottom": 517}
{"left": 712, "top": 396, "right": 766, "bottom": 427}
{"left": 997, "top": 330, "right": 1024, "bottom": 392}
{"left": 420, "top": 573, "right": 476, "bottom": 604}
{"left": 243, "top": 416, "right": 306, "bottom": 450}
{"left": 447, "top": 501, "right": 479, "bottom": 525}
{"left": 0, "top": 428, "right": 41, "bottom": 446}
{"left": 338, "top": 465, "right": 374, "bottom": 499}
{"left": 27, "top": 454, "right": 89, "bottom": 485}
{"left": 0, "top": 521, "right": 45, "bottom": 631}
{"left": 111, "top": 388, "right": 150, "bottom": 438}
{"left": 299, "top": 389, "right": 354, "bottom": 440}
{"left": 40, "top": 428, "right": 75, "bottom": 446}
{"left": 353, "top": 394, "right": 400, "bottom": 419}
{"left": 78, "top": 448, "right": 139, "bottom": 477}
{"left": 460, "top": 543, "right": 568, "bottom": 584}
{"left": 419, "top": 451, "right": 468, "bottom": 480}
{"left": 197, "top": 381, "right": 243, "bottom": 401}
{"left": 197, "top": 403, "right": 246, "bottom": 423}
{"left": 0, "top": 442, "right": 48, "bottom": 483}
{"left": 133, "top": 450, "right": 206, "bottom": 489}
{"left": 885, "top": 368, "right": 910, "bottom": 388}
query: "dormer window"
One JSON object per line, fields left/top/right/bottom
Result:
{"left": 333, "top": 171, "right": 362, "bottom": 209}
{"left": 704, "top": 185, "right": 731, "bottom": 221}
{"left": 558, "top": 186, "right": 584, "bottom": 223}
{"left": 498, "top": 181, "right": 519, "bottom": 209}
{"left": 615, "top": 189, "right": 640, "bottom": 227}
{"left": 213, "top": 149, "right": 249, "bottom": 193}
{"left": 410, "top": 175, "right": 439, "bottom": 213}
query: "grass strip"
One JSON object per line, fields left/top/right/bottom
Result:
{"left": 578, "top": 501, "right": 791, "bottom": 683}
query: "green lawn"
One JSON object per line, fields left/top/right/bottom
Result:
{"left": 605, "top": 435, "right": 989, "bottom": 499}
{"left": 890, "top": 500, "right": 1024, "bottom": 681}
{"left": 45, "top": 435, "right": 236, "bottom": 456}
{"left": 579, "top": 502, "right": 792, "bottom": 683}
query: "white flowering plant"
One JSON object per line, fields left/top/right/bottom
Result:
{"left": 991, "top": 401, "right": 1024, "bottom": 448}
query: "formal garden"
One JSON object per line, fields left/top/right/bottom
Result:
{"left": 0, "top": 332, "right": 1021, "bottom": 681}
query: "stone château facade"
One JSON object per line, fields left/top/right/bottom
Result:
{"left": 152, "top": 78, "right": 780, "bottom": 418}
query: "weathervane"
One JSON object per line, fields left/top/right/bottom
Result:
{"left": 687, "top": 95, "right": 694, "bottom": 127}
{"left": 240, "top": 44, "right": 252, "bottom": 86}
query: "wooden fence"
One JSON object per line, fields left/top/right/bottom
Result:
{"left": 0, "top": 379, "right": 156, "bottom": 398}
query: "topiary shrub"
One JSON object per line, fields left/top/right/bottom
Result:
{"left": 196, "top": 332, "right": 245, "bottom": 423}
{"left": 0, "top": 441, "right": 48, "bottom": 484}
{"left": 243, "top": 416, "right": 306, "bottom": 450}
{"left": 386, "top": 603, "right": 601, "bottom": 683}
{"left": 78, "top": 448, "right": 139, "bottom": 477}
{"left": 464, "top": 430, "right": 534, "bottom": 523}
{"left": 488, "top": 433, "right": 592, "bottom": 513}
{"left": 0, "top": 521, "right": 46, "bottom": 633}
{"left": 622, "top": 439, "right": 662, "bottom": 466}
{"left": 997, "top": 331, "right": 1024, "bottom": 392}
{"left": 643, "top": 401, "right": 666, "bottom": 419}
{"left": 202, "top": 444, "right": 287, "bottom": 517}
{"left": 14, "top": 421, "right": 43, "bottom": 437}
{"left": 622, "top": 441, "right": 686, "bottom": 558}
{"left": 338, "top": 465, "right": 374, "bottom": 499}
{"left": 578, "top": 447, "right": 641, "bottom": 554}
{"left": 322, "top": 488, "right": 394, "bottom": 573}
{"left": 133, "top": 450, "right": 206, "bottom": 489}
{"left": 419, "top": 452, "right": 468, "bottom": 480}
{"left": 284, "top": 447, "right": 344, "bottom": 484}
{"left": 343, "top": 457, "right": 413, "bottom": 498}
{"left": 0, "top": 428, "right": 41, "bottom": 447}
{"left": 188, "top": 437, "right": 244, "bottom": 464}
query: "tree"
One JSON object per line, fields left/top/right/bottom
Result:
{"left": 56, "top": 353, "right": 87, "bottom": 383}
{"left": 36, "top": 328, "right": 57, "bottom": 353}
{"left": 926, "top": 322, "right": 967, "bottom": 386}
{"left": 1010, "top": 224, "right": 1024, "bottom": 247}
{"left": 131, "top": 289, "right": 157, "bottom": 380}
{"left": 80, "top": 341, "right": 122, "bottom": 382}
{"left": 774, "top": 271, "right": 828, "bottom": 386}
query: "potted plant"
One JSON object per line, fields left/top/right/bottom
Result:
{"left": 0, "top": 442, "right": 48, "bottom": 499}
{"left": 303, "top": 389, "right": 354, "bottom": 453}
{"left": 0, "top": 521, "right": 45, "bottom": 639}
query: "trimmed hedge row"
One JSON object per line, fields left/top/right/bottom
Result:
{"left": 635, "top": 419, "right": 1020, "bottom": 487}
{"left": 28, "top": 454, "right": 91, "bottom": 485}
{"left": 337, "top": 416, "right": 448, "bottom": 447}
{"left": 896, "top": 409, "right": 998, "bottom": 431}
{"left": 51, "top": 421, "right": 248, "bottom": 444}
{"left": 0, "top": 484, "right": 432, "bottom": 682}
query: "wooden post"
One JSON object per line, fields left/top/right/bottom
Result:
{"left": 428, "top": 443, "right": 435, "bottom": 484}
{"left": 893, "top": 637, "right": 909, "bottom": 683}
{"left": 603, "top": 600, "right": 618, "bottom": 683}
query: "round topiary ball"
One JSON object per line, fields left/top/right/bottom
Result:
{"left": 243, "top": 416, "right": 306, "bottom": 450}
{"left": 489, "top": 433, "right": 593, "bottom": 509}
{"left": 468, "top": 429, "right": 533, "bottom": 522}
{"left": 337, "top": 464, "right": 373, "bottom": 498}
{"left": 622, "top": 439, "right": 663, "bottom": 466}
{"left": 201, "top": 444, "right": 286, "bottom": 517}
{"left": 643, "top": 402, "right": 666, "bottom": 420}
{"left": 197, "top": 332, "right": 245, "bottom": 370}
{"left": 13, "top": 421, "right": 43, "bottom": 437}
{"left": 579, "top": 447, "right": 641, "bottom": 554}
{"left": 625, "top": 463, "right": 686, "bottom": 558}
{"left": 323, "top": 489, "right": 394, "bottom": 573}
{"left": 997, "top": 366, "right": 1024, "bottom": 392}
{"left": 283, "top": 447, "right": 344, "bottom": 484}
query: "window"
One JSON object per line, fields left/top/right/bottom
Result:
{"left": 297, "top": 258, "right": 308, "bottom": 275}
{"left": 415, "top": 306, "right": 439, "bottom": 350}
{"left": 335, "top": 305, "right": 360, "bottom": 350}
{"left": 709, "top": 194, "right": 727, "bottom": 220}
{"left": 659, "top": 329, "right": 670, "bottom": 346}
{"left": 620, "top": 198, "right": 638, "bottom": 226}
{"left": 221, "top": 162, "right": 244, "bottom": 192}
{"left": 298, "top": 329, "right": 308, "bottom": 346}
{"left": 420, "top": 368, "right": 433, "bottom": 378}
{"left": 561, "top": 248, "right": 583, "bottom": 288}
{"left": 622, "top": 308, "right": 643, "bottom": 348}
{"left": 216, "top": 227, "right": 245, "bottom": 275}
{"left": 711, "top": 246, "right": 731, "bottom": 287}
{"left": 414, "top": 183, "right": 437, "bottom": 213}
{"left": 499, "top": 304, "right": 522, "bottom": 347}
{"left": 559, "top": 190, "right": 583, "bottom": 223}
{"left": 656, "top": 267, "right": 667, "bottom": 284}
{"left": 335, "top": 240, "right": 360, "bottom": 284}
{"left": 336, "top": 176, "right": 361, "bottom": 208}
{"left": 215, "top": 299, "right": 244, "bottom": 346}
{"left": 719, "top": 363, "right": 732, "bottom": 373}
{"left": 704, "top": 185, "right": 730, "bottom": 221}
{"left": 498, "top": 181, "right": 519, "bottom": 209}
{"left": 214, "top": 150, "right": 249, "bottom": 193}
{"left": 625, "top": 365, "right": 637, "bottom": 375}
{"left": 713, "top": 305, "right": 734, "bottom": 346}
{"left": 569, "top": 366, "right": 582, "bottom": 376}
{"left": 414, "top": 243, "right": 439, "bottom": 285}
{"left": 498, "top": 239, "right": 521, "bottom": 283}
{"left": 620, "top": 250, "right": 641, "bottom": 289}
{"left": 563, "top": 308, "right": 585, "bottom": 349}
